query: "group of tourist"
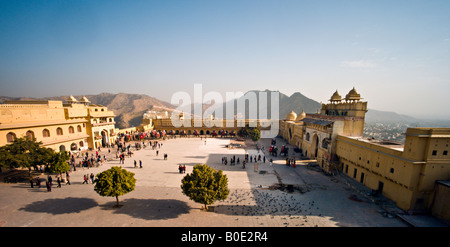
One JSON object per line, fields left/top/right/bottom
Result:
{"left": 29, "top": 172, "right": 70, "bottom": 191}
{"left": 178, "top": 164, "right": 186, "bottom": 173}
{"left": 82, "top": 173, "right": 95, "bottom": 184}
{"left": 285, "top": 158, "right": 296, "bottom": 167}
{"left": 221, "top": 156, "right": 239, "bottom": 166}
{"left": 220, "top": 153, "right": 269, "bottom": 169}
{"left": 134, "top": 160, "right": 143, "bottom": 168}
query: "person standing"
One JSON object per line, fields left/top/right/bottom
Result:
{"left": 47, "top": 175, "right": 52, "bottom": 186}
{"left": 46, "top": 181, "right": 51, "bottom": 192}
{"left": 139, "top": 160, "right": 142, "bottom": 168}
{"left": 29, "top": 177, "right": 34, "bottom": 188}
{"left": 36, "top": 177, "right": 41, "bottom": 188}
{"left": 66, "top": 174, "right": 71, "bottom": 185}
{"left": 90, "top": 173, "right": 95, "bottom": 183}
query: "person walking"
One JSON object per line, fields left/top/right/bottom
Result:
{"left": 83, "top": 174, "right": 88, "bottom": 184}
{"left": 139, "top": 160, "right": 142, "bottom": 168}
{"left": 57, "top": 176, "right": 61, "bottom": 188}
{"left": 66, "top": 174, "right": 71, "bottom": 185}
{"left": 29, "top": 177, "right": 34, "bottom": 188}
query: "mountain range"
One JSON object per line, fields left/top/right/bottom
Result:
{"left": 0, "top": 91, "right": 421, "bottom": 129}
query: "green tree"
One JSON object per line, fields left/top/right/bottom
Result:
{"left": 94, "top": 166, "right": 136, "bottom": 207}
{"left": 0, "top": 137, "right": 54, "bottom": 170}
{"left": 181, "top": 164, "right": 229, "bottom": 211}
{"left": 249, "top": 128, "right": 261, "bottom": 142}
{"left": 238, "top": 125, "right": 261, "bottom": 142}
{"left": 48, "top": 151, "right": 70, "bottom": 176}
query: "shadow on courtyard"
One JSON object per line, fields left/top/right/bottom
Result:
{"left": 100, "top": 198, "right": 190, "bottom": 220}
{"left": 19, "top": 197, "right": 98, "bottom": 215}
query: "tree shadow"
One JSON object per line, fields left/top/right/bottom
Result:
{"left": 19, "top": 197, "right": 98, "bottom": 215}
{"left": 100, "top": 198, "right": 190, "bottom": 220}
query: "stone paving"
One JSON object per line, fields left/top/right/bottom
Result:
{"left": 0, "top": 137, "right": 409, "bottom": 227}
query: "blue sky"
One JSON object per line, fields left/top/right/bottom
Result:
{"left": 1, "top": 0, "right": 449, "bottom": 119}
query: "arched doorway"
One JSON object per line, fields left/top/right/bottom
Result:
{"left": 59, "top": 145, "right": 66, "bottom": 152}
{"left": 312, "top": 134, "right": 319, "bottom": 158}
{"left": 70, "top": 143, "right": 77, "bottom": 151}
{"left": 101, "top": 130, "right": 109, "bottom": 147}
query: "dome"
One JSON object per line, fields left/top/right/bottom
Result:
{"left": 285, "top": 110, "right": 297, "bottom": 121}
{"left": 80, "top": 96, "right": 90, "bottom": 103}
{"left": 296, "top": 109, "right": 306, "bottom": 121}
{"left": 329, "top": 90, "right": 342, "bottom": 102}
{"left": 345, "top": 87, "right": 362, "bottom": 101}
{"left": 67, "top": 95, "right": 78, "bottom": 103}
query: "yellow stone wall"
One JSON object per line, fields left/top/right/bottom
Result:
{"left": 336, "top": 130, "right": 450, "bottom": 211}
{"left": 0, "top": 99, "right": 118, "bottom": 152}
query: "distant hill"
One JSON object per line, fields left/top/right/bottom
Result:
{"left": 195, "top": 90, "right": 322, "bottom": 119}
{"left": 279, "top": 91, "right": 322, "bottom": 118}
{"left": 365, "top": 109, "right": 417, "bottom": 123}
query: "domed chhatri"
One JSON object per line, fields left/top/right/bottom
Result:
{"left": 67, "top": 95, "right": 78, "bottom": 103}
{"left": 80, "top": 96, "right": 90, "bottom": 104}
{"left": 296, "top": 109, "right": 306, "bottom": 121}
{"left": 329, "top": 90, "right": 342, "bottom": 103}
{"left": 345, "top": 87, "right": 362, "bottom": 102}
{"left": 286, "top": 110, "right": 297, "bottom": 121}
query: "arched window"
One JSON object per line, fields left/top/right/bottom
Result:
{"left": 6, "top": 132, "right": 16, "bottom": 143}
{"left": 305, "top": 132, "right": 310, "bottom": 141}
{"left": 79, "top": 141, "right": 84, "bottom": 147}
{"left": 68, "top": 126, "right": 74, "bottom": 134}
{"left": 43, "top": 129, "right": 50, "bottom": 137}
{"left": 322, "top": 138, "right": 329, "bottom": 149}
{"left": 26, "top": 130, "right": 35, "bottom": 140}
{"left": 77, "top": 125, "right": 82, "bottom": 132}
{"left": 57, "top": 127, "right": 63, "bottom": 136}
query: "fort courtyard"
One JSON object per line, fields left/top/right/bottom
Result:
{"left": 0, "top": 136, "right": 411, "bottom": 227}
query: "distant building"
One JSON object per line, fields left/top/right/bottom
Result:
{"left": 279, "top": 88, "right": 450, "bottom": 220}
{"left": 143, "top": 110, "right": 169, "bottom": 119}
{"left": 0, "top": 96, "right": 117, "bottom": 152}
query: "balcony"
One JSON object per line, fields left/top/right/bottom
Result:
{"left": 92, "top": 121, "right": 116, "bottom": 127}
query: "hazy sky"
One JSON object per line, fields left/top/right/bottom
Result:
{"left": 1, "top": 0, "right": 449, "bottom": 119}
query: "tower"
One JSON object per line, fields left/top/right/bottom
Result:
{"left": 320, "top": 87, "right": 368, "bottom": 136}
